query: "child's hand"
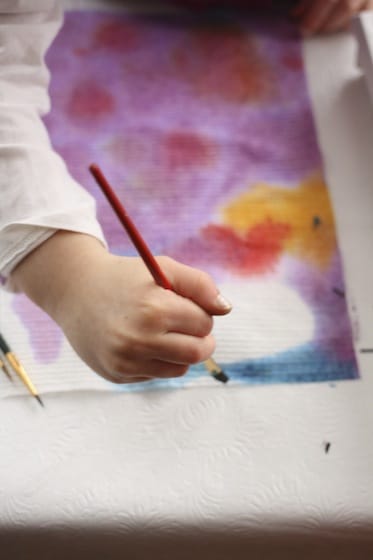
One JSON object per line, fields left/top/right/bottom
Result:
{"left": 292, "top": 0, "right": 373, "bottom": 35}
{"left": 12, "top": 232, "right": 231, "bottom": 384}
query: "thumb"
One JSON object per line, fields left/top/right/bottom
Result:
{"left": 159, "top": 256, "right": 232, "bottom": 316}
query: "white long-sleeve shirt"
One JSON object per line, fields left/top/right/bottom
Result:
{"left": 0, "top": 0, "right": 106, "bottom": 288}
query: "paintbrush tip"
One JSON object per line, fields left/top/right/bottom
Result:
{"left": 204, "top": 358, "right": 230, "bottom": 383}
{"left": 212, "top": 371, "right": 229, "bottom": 384}
{"left": 35, "top": 394, "right": 45, "bottom": 408}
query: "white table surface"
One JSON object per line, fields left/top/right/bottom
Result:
{"left": 1, "top": 7, "right": 373, "bottom": 560}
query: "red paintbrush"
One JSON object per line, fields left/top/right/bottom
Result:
{"left": 89, "top": 164, "right": 172, "bottom": 291}
{"left": 89, "top": 163, "right": 228, "bottom": 383}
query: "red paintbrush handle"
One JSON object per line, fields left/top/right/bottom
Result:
{"left": 89, "top": 164, "right": 172, "bottom": 291}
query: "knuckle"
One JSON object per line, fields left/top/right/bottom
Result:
{"left": 105, "top": 353, "right": 148, "bottom": 384}
{"left": 106, "top": 355, "right": 128, "bottom": 379}
{"left": 186, "top": 337, "right": 215, "bottom": 364}
{"left": 123, "top": 337, "right": 147, "bottom": 361}
{"left": 139, "top": 296, "right": 167, "bottom": 331}
{"left": 111, "top": 330, "right": 137, "bottom": 357}
{"left": 195, "top": 269, "right": 213, "bottom": 292}
{"left": 104, "top": 333, "right": 143, "bottom": 371}
{"left": 200, "top": 315, "right": 214, "bottom": 336}
{"left": 187, "top": 345, "right": 204, "bottom": 364}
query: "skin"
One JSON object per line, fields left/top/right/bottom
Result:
{"left": 12, "top": 231, "right": 232, "bottom": 384}
{"left": 176, "top": 0, "right": 373, "bottom": 33}
{"left": 292, "top": 0, "right": 373, "bottom": 35}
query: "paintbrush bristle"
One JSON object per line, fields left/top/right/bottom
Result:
{"left": 34, "top": 394, "right": 45, "bottom": 408}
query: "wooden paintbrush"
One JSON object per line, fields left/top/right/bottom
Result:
{"left": 0, "top": 332, "right": 44, "bottom": 406}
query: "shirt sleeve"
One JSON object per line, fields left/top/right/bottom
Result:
{"left": 0, "top": 0, "right": 107, "bottom": 290}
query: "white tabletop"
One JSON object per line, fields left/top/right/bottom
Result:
{"left": 1, "top": 8, "right": 373, "bottom": 560}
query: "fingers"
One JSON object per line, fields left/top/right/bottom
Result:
{"left": 158, "top": 256, "right": 232, "bottom": 316}
{"left": 294, "top": 0, "right": 340, "bottom": 34}
{"left": 105, "top": 361, "right": 190, "bottom": 384}
{"left": 292, "top": 0, "right": 371, "bottom": 35}
{"left": 320, "top": 0, "right": 370, "bottom": 32}
{"left": 120, "top": 331, "right": 215, "bottom": 370}
{"left": 136, "top": 286, "right": 214, "bottom": 338}
{"left": 148, "top": 332, "right": 216, "bottom": 366}
{"left": 320, "top": 2, "right": 355, "bottom": 32}
{"left": 164, "top": 294, "right": 214, "bottom": 337}
{"left": 99, "top": 331, "right": 215, "bottom": 384}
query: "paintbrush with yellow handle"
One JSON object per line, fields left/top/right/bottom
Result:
{"left": 0, "top": 332, "right": 44, "bottom": 406}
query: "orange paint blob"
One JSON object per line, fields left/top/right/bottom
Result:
{"left": 222, "top": 175, "right": 337, "bottom": 269}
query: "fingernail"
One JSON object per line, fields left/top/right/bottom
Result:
{"left": 215, "top": 293, "right": 232, "bottom": 312}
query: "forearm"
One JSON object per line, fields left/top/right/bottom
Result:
{"left": 11, "top": 230, "right": 107, "bottom": 324}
